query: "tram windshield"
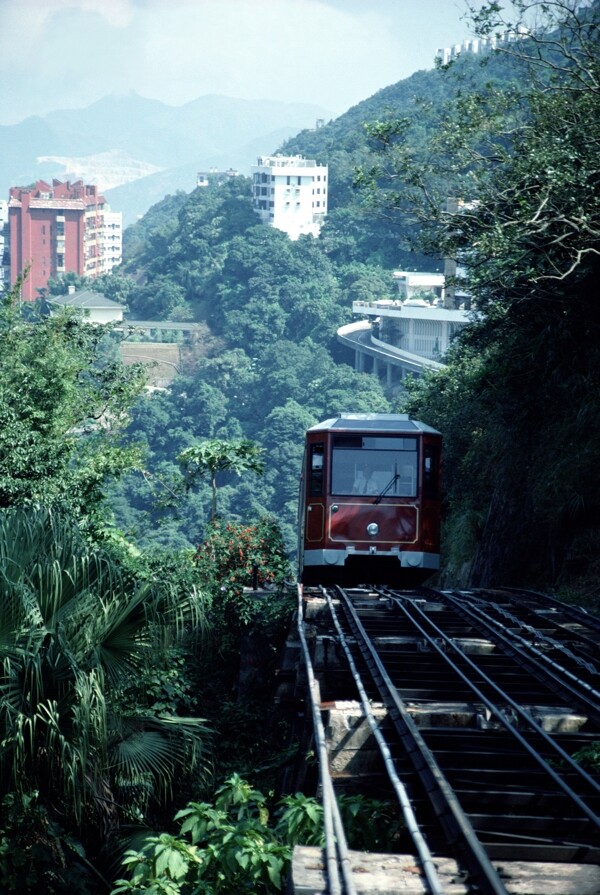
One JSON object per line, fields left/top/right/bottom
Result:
{"left": 330, "top": 435, "right": 418, "bottom": 497}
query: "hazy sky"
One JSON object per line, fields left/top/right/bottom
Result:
{"left": 0, "top": 0, "right": 474, "bottom": 125}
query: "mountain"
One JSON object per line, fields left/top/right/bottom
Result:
{"left": 0, "top": 92, "right": 334, "bottom": 225}
{"left": 104, "top": 125, "right": 314, "bottom": 225}
{"left": 279, "top": 51, "right": 525, "bottom": 195}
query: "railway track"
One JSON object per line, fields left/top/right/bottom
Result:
{"left": 289, "top": 585, "right": 600, "bottom": 894}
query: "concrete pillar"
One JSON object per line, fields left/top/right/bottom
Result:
{"left": 386, "top": 363, "right": 393, "bottom": 388}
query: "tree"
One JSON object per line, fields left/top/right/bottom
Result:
{"left": 0, "top": 508, "right": 211, "bottom": 887}
{"left": 382, "top": 1, "right": 600, "bottom": 584}
{"left": 178, "top": 439, "right": 265, "bottom": 520}
{"left": 45, "top": 271, "right": 87, "bottom": 296}
{"left": 0, "top": 278, "right": 147, "bottom": 532}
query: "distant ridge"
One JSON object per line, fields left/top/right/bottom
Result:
{"left": 0, "top": 92, "right": 334, "bottom": 225}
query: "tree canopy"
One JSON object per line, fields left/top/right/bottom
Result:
{"left": 374, "top": 0, "right": 600, "bottom": 585}
{"left": 179, "top": 439, "right": 265, "bottom": 520}
{"left": 0, "top": 280, "right": 147, "bottom": 535}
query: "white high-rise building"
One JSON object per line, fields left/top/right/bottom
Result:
{"left": 0, "top": 200, "right": 8, "bottom": 289}
{"left": 251, "top": 154, "right": 328, "bottom": 240}
{"left": 103, "top": 210, "right": 123, "bottom": 273}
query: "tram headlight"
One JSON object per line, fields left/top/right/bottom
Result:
{"left": 366, "top": 522, "right": 379, "bottom": 537}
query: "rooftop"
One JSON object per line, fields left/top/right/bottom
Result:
{"left": 254, "top": 154, "right": 325, "bottom": 168}
{"left": 47, "top": 289, "right": 122, "bottom": 310}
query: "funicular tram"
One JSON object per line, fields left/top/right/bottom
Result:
{"left": 298, "top": 413, "right": 442, "bottom": 586}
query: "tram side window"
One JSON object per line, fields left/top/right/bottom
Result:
{"left": 423, "top": 444, "right": 440, "bottom": 500}
{"left": 309, "top": 444, "right": 324, "bottom": 495}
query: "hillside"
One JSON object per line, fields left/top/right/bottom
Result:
{"left": 110, "top": 49, "right": 528, "bottom": 549}
{"left": 110, "top": 3, "right": 600, "bottom": 597}
{"left": 279, "top": 50, "right": 525, "bottom": 189}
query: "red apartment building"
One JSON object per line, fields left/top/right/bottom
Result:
{"left": 8, "top": 179, "right": 106, "bottom": 302}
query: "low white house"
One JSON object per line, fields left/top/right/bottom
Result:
{"left": 46, "top": 288, "right": 124, "bottom": 325}
{"left": 392, "top": 270, "right": 445, "bottom": 302}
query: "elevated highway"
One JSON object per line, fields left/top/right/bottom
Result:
{"left": 337, "top": 320, "right": 446, "bottom": 385}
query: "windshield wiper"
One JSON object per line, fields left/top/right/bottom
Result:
{"left": 373, "top": 472, "right": 399, "bottom": 505}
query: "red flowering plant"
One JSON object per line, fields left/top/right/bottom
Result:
{"left": 195, "top": 516, "right": 292, "bottom": 633}
{"left": 193, "top": 517, "right": 294, "bottom": 770}
{"left": 195, "top": 516, "right": 290, "bottom": 594}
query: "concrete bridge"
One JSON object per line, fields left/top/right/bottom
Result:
{"left": 338, "top": 300, "right": 471, "bottom": 387}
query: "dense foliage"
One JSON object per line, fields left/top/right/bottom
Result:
{"left": 6, "top": 2, "right": 600, "bottom": 888}
{"left": 0, "top": 281, "right": 146, "bottom": 534}
{"left": 194, "top": 517, "right": 292, "bottom": 689}
{"left": 367, "top": 0, "right": 600, "bottom": 587}
{"left": 0, "top": 509, "right": 211, "bottom": 891}
{"left": 0, "top": 274, "right": 297, "bottom": 890}
{"left": 109, "top": 187, "right": 392, "bottom": 550}
{"left": 111, "top": 776, "right": 402, "bottom": 895}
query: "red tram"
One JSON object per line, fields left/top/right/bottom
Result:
{"left": 298, "top": 413, "right": 442, "bottom": 587}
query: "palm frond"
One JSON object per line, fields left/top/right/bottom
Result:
{"left": 0, "top": 506, "right": 211, "bottom": 832}
{"left": 110, "top": 713, "right": 211, "bottom": 799}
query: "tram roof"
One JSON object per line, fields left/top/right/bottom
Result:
{"left": 308, "top": 413, "right": 440, "bottom": 435}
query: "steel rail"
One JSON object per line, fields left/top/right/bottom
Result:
{"left": 483, "top": 587, "right": 600, "bottom": 635}
{"left": 334, "top": 586, "right": 510, "bottom": 895}
{"left": 445, "top": 591, "right": 600, "bottom": 722}
{"left": 321, "top": 587, "right": 446, "bottom": 895}
{"left": 296, "top": 584, "right": 356, "bottom": 895}
{"left": 387, "top": 591, "right": 600, "bottom": 828}
{"left": 478, "top": 598, "right": 599, "bottom": 675}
